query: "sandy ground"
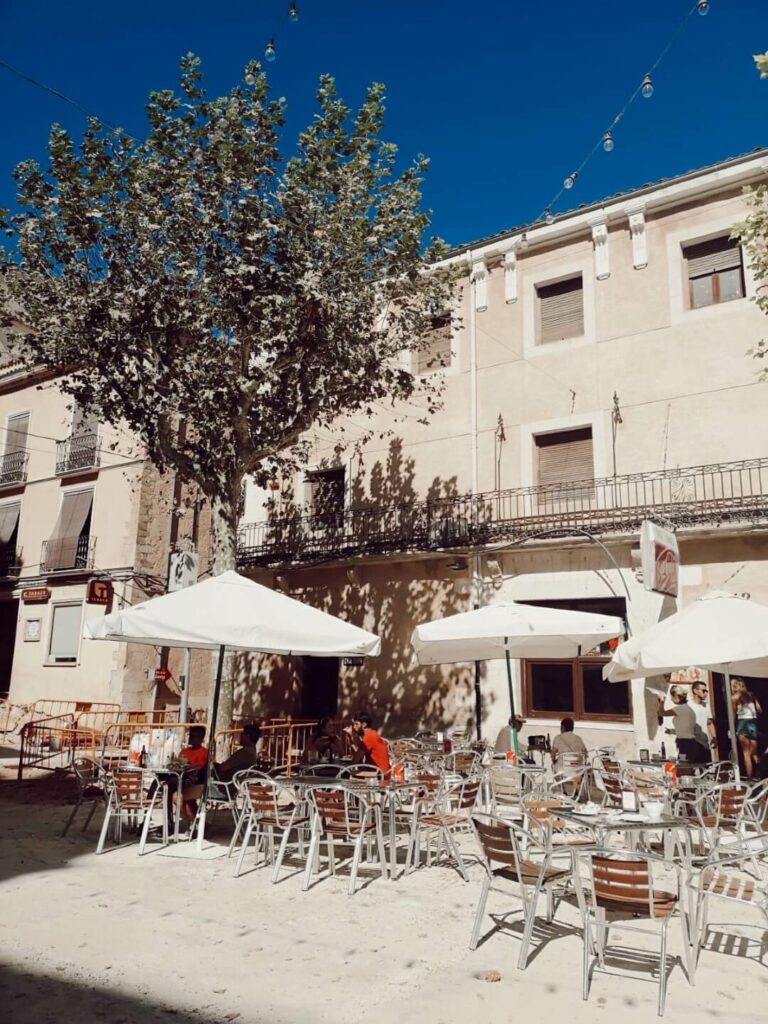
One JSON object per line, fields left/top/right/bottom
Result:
{"left": 1, "top": 744, "right": 766, "bottom": 1024}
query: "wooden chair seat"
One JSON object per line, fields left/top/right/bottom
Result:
{"left": 419, "top": 812, "right": 470, "bottom": 828}
{"left": 258, "top": 813, "right": 308, "bottom": 829}
{"left": 701, "top": 870, "right": 756, "bottom": 902}
{"left": 322, "top": 819, "right": 376, "bottom": 836}
{"left": 590, "top": 891, "right": 678, "bottom": 919}
{"left": 495, "top": 861, "right": 570, "bottom": 884}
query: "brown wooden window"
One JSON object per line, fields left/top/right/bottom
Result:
{"left": 684, "top": 236, "right": 744, "bottom": 309}
{"left": 523, "top": 658, "right": 631, "bottom": 722}
{"left": 307, "top": 468, "right": 345, "bottom": 525}
{"left": 537, "top": 276, "right": 584, "bottom": 343}
{"left": 416, "top": 313, "right": 452, "bottom": 374}
{"left": 535, "top": 427, "right": 594, "bottom": 501}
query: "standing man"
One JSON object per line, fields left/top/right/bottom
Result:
{"left": 658, "top": 685, "right": 698, "bottom": 762}
{"left": 346, "top": 711, "right": 391, "bottom": 777}
{"left": 690, "top": 680, "right": 717, "bottom": 764}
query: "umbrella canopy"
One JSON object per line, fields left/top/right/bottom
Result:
{"left": 603, "top": 591, "right": 768, "bottom": 682}
{"left": 411, "top": 602, "right": 625, "bottom": 665}
{"left": 85, "top": 570, "right": 380, "bottom": 658}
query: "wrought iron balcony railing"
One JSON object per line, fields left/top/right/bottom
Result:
{"left": 237, "top": 458, "right": 768, "bottom": 569}
{"left": 41, "top": 535, "right": 96, "bottom": 573}
{"left": 55, "top": 433, "right": 100, "bottom": 476}
{"left": 0, "top": 450, "right": 28, "bottom": 488}
{"left": 0, "top": 546, "right": 22, "bottom": 577}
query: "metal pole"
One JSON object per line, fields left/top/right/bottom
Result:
{"left": 196, "top": 644, "right": 225, "bottom": 852}
{"left": 504, "top": 637, "right": 520, "bottom": 756}
{"left": 179, "top": 647, "right": 191, "bottom": 724}
{"left": 722, "top": 666, "right": 740, "bottom": 783}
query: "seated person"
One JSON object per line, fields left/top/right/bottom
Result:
{"left": 179, "top": 725, "right": 208, "bottom": 824}
{"left": 214, "top": 724, "right": 262, "bottom": 782}
{"left": 551, "top": 717, "right": 588, "bottom": 765}
{"left": 306, "top": 717, "right": 341, "bottom": 763}
{"left": 346, "top": 711, "right": 391, "bottom": 778}
{"left": 493, "top": 716, "right": 527, "bottom": 756}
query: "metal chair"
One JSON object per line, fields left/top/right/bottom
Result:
{"left": 405, "top": 776, "right": 481, "bottom": 882}
{"left": 62, "top": 757, "right": 106, "bottom": 838}
{"left": 96, "top": 769, "right": 168, "bottom": 854}
{"left": 470, "top": 813, "right": 572, "bottom": 968}
{"left": 303, "top": 785, "right": 387, "bottom": 895}
{"left": 234, "top": 778, "right": 310, "bottom": 882}
{"left": 574, "top": 850, "right": 693, "bottom": 1017}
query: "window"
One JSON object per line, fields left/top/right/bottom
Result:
{"left": 684, "top": 235, "right": 744, "bottom": 309}
{"left": 71, "top": 402, "right": 99, "bottom": 439}
{"left": 0, "top": 502, "right": 21, "bottom": 575}
{"left": 536, "top": 276, "right": 584, "bottom": 343}
{"left": 416, "top": 313, "right": 452, "bottom": 373}
{"left": 535, "top": 427, "right": 594, "bottom": 500}
{"left": 5, "top": 412, "right": 30, "bottom": 454}
{"left": 47, "top": 603, "right": 83, "bottom": 664}
{"left": 45, "top": 489, "right": 94, "bottom": 571}
{"left": 523, "top": 659, "right": 631, "bottom": 721}
{"left": 307, "top": 468, "right": 345, "bottom": 527}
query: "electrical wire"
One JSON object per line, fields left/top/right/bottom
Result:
{"left": 538, "top": 1, "right": 707, "bottom": 222}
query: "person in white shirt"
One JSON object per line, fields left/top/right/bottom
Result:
{"left": 551, "top": 717, "right": 588, "bottom": 763}
{"left": 689, "top": 681, "right": 716, "bottom": 763}
{"left": 658, "top": 685, "right": 698, "bottom": 762}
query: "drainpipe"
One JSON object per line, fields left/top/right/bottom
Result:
{"left": 468, "top": 251, "right": 483, "bottom": 741}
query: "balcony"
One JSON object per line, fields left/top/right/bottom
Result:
{"left": 237, "top": 458, "right": 768, "bottom": 569}
{"left": 41, "top": 535, "right": 96, "bottom": 574}
{"left": 55, "top": 433, "right": 100, "bottom": 476}
{"left": 0, "top": 450, "right": 28, "bottom": 489}
{"left": 0, "top": 546, "right": 22, "bottom": 578}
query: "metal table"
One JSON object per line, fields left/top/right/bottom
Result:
{"left": 555, "top": 807, "right": 692, "bottom": 863}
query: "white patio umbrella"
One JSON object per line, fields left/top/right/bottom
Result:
{"left": 411, "top": 602, "right": 625, "bottom": 754}
{"left": 603, "top": 590, "right": 768, "bottom": 779}
{"left": 85, "top": 570, "right": 380, "bottom": 849}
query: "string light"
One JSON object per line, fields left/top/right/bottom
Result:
{"left": 534, "top": 1, "right": 708, "bottom": 225}
{"left": 264, "top": 38, "right": 276, "bottom": 62}
{"left": 289, "top": 2, "right": 299, "bottom": 21}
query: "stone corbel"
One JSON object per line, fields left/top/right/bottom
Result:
{"left": 503, "top": 247, "right": 517, "bottom": 304}
{"left": 588, "top": 215, "right": 610, "bottom": 280}
{"left": 627, "top": 203, "right": 648, "bottom": 270}
{"left": 471, "top": 258, "right": 488, "bottom": 312}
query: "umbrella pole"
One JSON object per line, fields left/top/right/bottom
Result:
{"left": 504, "top": 638, "right": 520, "bottom": 757}
{"left": 197, "top": 644, "right": 226, "bottom": 852}
{"left": 474, "top": 661, "right": 482, "bottom": 742}
{"left": 723, "top": 665, "right": 740, "bottom": 784}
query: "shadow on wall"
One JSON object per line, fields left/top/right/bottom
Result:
{"left": 234, "top": 439, "right": 495, "bottom": 735}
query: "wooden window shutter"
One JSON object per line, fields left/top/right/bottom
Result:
{"left": 417, "top": 314, "right": 451, "bottom": 373}
{"left": 5, "top": 412, "right": 30, "bottom": 454}
{"left": 685, "top": 236, "right": 742, "bottom": 278}
{"left": 537, "top": 277, "right": 584, "bottom": 343}
{"left": 536, "top": 428, "right": 594, "bottom": 487}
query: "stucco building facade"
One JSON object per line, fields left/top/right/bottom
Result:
{"left": 237, "top": 149, "right": 768, "bottom": 757}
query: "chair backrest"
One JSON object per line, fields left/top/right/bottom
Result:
{"left": 715, "top": 785, "right": 749, "bottom": 822}
{"left": 447, "top": 751, "right": 480, "bottom": 776}
{"left": 472, "top": 813, "right": 538, "bottom": 888}
{"left": 110, "top": 769, "right": 147, "bottom": 806}
{"left": 491, "top": 766, "right": 524, "bottom": 805}
{"left": 310, "top": 785, "right": 365, "bottom": 834}
{"left": 73, "top": 757, "right": 100, "bottom": 789}
{"left": 597, "top": 769, "right": 624, "bottom": 807}
{"left": 557, "top": 751, "right": 586, "bottom": 770}
{"left": 244, "top": 778, "right": 295, "bottom": 822}
{"left": 340, "top": 763, "right": 384, "bottom": 783}
{"left": 298, "top": 763, "right": 343, "bottom": 778}
{"left": 589, "top": 855, "right": 658, "bottom": 916}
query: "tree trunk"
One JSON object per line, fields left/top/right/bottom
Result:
{"left": 209, "top": 492, "right": 239, "bottom": 731}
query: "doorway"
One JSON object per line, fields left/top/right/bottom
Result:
{"left": 0, "top": 599, "right": 19, "bottom": 698}
{"left": 300, "top": 656, "right": 339, "bottom": 720}
{"left": 710, "top": 673, "right": 768, "bottom": 776}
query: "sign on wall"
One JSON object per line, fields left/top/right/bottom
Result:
{"left": 168, "top": 551, "right": 199, "bottom": 592}
{"left": 23, "top": 618, "right": 42, "bottom": 642}
{"left": 640, "top": 520, "right": 679, "bottom": 598}
{"left": 21, "top": 587, "right": 50, "bottom": 603}
{"left": 87, "top": 579, "right": 114, "bottom": 606}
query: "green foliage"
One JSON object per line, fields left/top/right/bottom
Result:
{"left": 755, "top": 51, "right": 768, "bottom": 79}
{"left": 734, "top": 184, "right": 768, "bottom": 378}
{"left": 1, "top": 55, "right": 457, "bottom": 559}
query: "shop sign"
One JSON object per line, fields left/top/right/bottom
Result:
{"left": 640, "top": 520, "right": 679, "bottom": 598}
{"left": 342, "top": 656, "right": 365, "bottom": 667}
{"left": 87, "top": 579, "right": 114, "bottom": 605}
{"left": 21, "top": 587, "right": 50, "bottom": 603}
{"left": 154, "top": 667, "right": 172, "bottom": 683}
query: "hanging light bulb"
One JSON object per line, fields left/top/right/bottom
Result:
{"left": 564, "top": 172, "right": 577, "bottom": 190}
{"left": 519, "top": 231, "right": 528, "bottom": 250}
{"left": 641, "top": 74, "right": 654, "bottom": 99}
{"left": 544, "top": 208, "right": 554, "bottom": 225}
{"left": 289, "top": 1, "right": 299, "bottom": 21}
{"left": 602, "top": 130, "right": 614, "bottom": 153}
{"left": 697, "top": 0, "right": 709, "bottom": 14}
{"left": 265, "top": 38, "right": 277, "bottom": 62}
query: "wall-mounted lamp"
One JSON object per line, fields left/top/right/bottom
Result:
{"left": 446, "top": 559, "right": 468, "bottom": 572}
{"left": 346, "top": 567, "right": 360, "bottom": 587}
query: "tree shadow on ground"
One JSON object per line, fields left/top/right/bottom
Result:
{"left": 0, "top": 962, "right": 287, "bottom": 1024}
{"left": 235, "top": 439, "right": 496, "bottom": 736}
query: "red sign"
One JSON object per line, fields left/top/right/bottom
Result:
{"left": 154, "top": 668, "right": 172, "bottom": 683}
{"left": 21, "top": 588, "right": 50, "bottom": 603}
{"left": 87, "top": 579, "right": 114, "bottom": 606}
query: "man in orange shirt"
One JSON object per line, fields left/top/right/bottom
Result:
{"left": 179, "top": 725, "right": 209, "bottom": 823}
{"left": 348, "top": 712, "right": 390, "bottom": 777}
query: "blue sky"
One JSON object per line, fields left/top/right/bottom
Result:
{"left": 1, "top": 0, "right": 766, "bottom": 248}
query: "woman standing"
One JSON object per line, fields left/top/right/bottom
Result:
{"left": 731, "top": 677, "right": 762, "bottom": 779}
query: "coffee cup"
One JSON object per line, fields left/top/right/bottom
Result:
{"left": 644, "top": 800, "right": 663, "bottom": 820}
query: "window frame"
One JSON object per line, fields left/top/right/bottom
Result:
{"left": 45, "top": 600, "right": 84, "bottom": 667}
{"left": 522, "top": 656, "right": 632, "bottom": 723}
{"left": 535, "top": 273, "right": 585, "bottom": 345}
{"left": 684, "top": 236, "right": 745, "bottom": 311}
{"left": 415, "top": 311, "right": 453, "bottom": 376}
